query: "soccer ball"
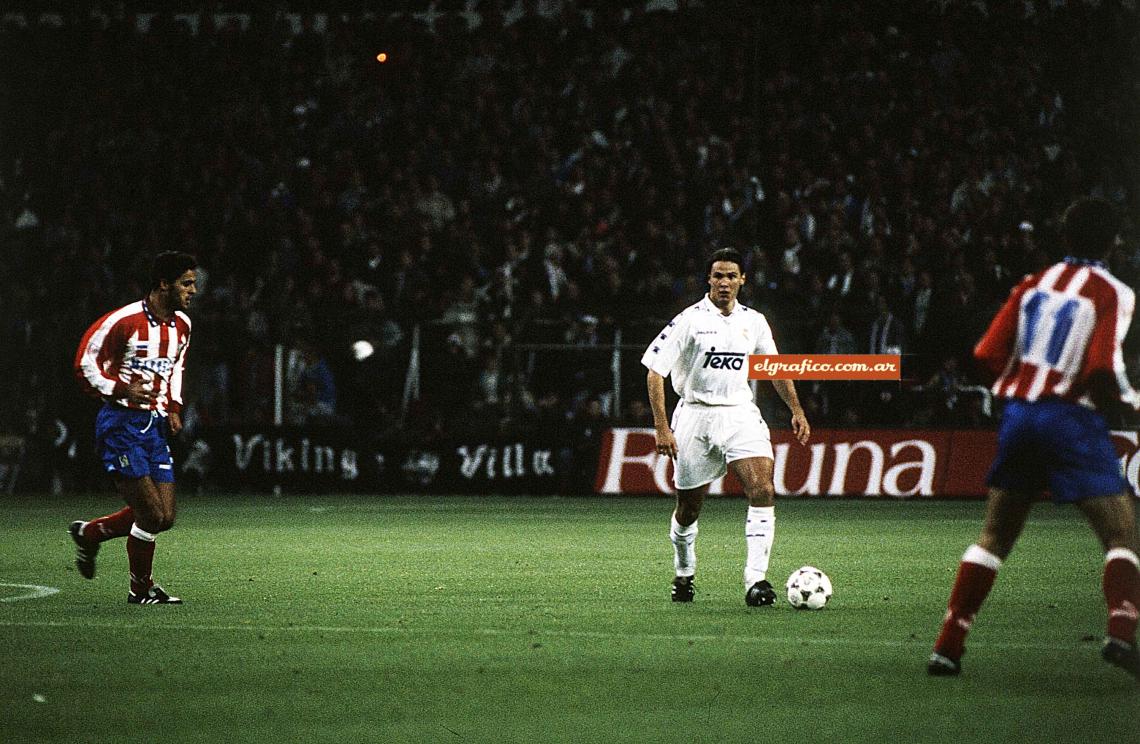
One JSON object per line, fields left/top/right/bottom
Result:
{"left": 785, "top": 566, "right": 832, "bottom": 610}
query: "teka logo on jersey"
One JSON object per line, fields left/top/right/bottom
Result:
{"left": 702, "top": 347, "right": 746, "bottom": 370}
{"left": 130, "top": 357, "right": 174, "bottom": 375}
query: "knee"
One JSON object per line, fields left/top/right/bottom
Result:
{"left": 134, "top": 513, "right": 163, "bottom": 534}
{"left": 675, "top": 503, "right": 700, "bottom": 525}
{"left": 746, "top": 482, "right": 776, "bottom": 507}
{"left": 138, "top": 510, "right": 175, "bottom": 534}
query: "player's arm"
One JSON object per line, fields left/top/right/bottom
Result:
{"left": 647, "top": 370, "right": 678, "bottom": 459}
{"left": 642, "top": 312, "right": 689, "bottom": 459}
{"left": 771, "top": 378, "right": 810, "bottom": 445}
{"left": 168, "top": 327, "right": 191, "bottom": 435}
{"left": 1083, "top": 284, "right": 1139, "bottom": 414}
{"left": 74, "top": 312, "right": 128, "bottom": 400}
{"left": 756, "top": 315, "right": 810, "bottom": 444}
{"left": 974, "top": 277, "right": 1031, "bottom": 380}
{"left": 74, "top": 313, "right": 158, "bottom": 409}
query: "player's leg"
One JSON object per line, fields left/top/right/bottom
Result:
{"left": 1076, "top": 493, "right": 1140, "bottom": 679}
{"left": 1047, "top": 402, "right": 1139, "bottom": 677}
{"left": 154, "top": 481, "right": 178, "bottom": 530}
{"left": 75, "top": 506, "right": 136, "bottom": 542}
{"left": 69, "top": 505, "right": 135, "bottom": 579}
{"left": 70, "top": 407, "right": 145, "bottom": 579}
{"left": 119, "top": 476, "right": 181, "bottom": 604}
{"left": 976, "top": 485, "right": 1036, "bottom": 559}
{"left": 670, "top": 485, "right": 706, "bottom": 602}
{"left": 119, "top": 475, "right": 163, "bottom": 593}
{"left": 668, "top": 405, "right": 715, "bottom": 602}
{"left": 930, "top": 487, "right": 1035, "bottom": 674}
{"left": 731, "top": 456, "right": 779, "bottom": 606}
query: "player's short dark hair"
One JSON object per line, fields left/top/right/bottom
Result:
{"left": 1061, "top": 197, "right": 1119, "bottom": 259}
{"left": 707, "top": 247, "right": 744, "bottom": 276}
{"left": 150, "top": 251, "right": 198, "bottom": 289}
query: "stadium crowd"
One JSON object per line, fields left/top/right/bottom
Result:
{"left": 2, "top": 0, "right": 1138, "bottom": 487}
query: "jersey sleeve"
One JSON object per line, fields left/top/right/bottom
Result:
{"left": 973, "top": 274, "right": 1033, "bottom": 378}
{"left": 754, "top": 314, "right": 779, "bottom": 355}
{"left": 1084, "top": 282, "right": 1139, "bottom": 410}
{"left": 73, "top": 311, "right": 130, "bottom": 400}
{"left": 641, "top": 312, "right": 690, "bottom": 377}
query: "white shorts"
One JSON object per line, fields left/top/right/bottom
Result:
{"left": 670, "top": 401, "right": 773, "bottom": 490}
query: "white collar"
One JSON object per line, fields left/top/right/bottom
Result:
{"left": 701, "top": 294, "right": 741, "bottom": 317}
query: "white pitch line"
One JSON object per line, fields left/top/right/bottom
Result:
{"left": 0, "top": 618, "right": 1094, "bottom": 652}
{"left": 0, "top": 583, "right": 61, "bottom": 603}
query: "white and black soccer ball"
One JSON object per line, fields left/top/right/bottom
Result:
{"left": 785, "top": 566, "right": 832, "bottom": 610}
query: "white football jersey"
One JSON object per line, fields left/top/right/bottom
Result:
{"left": 642, "top": 295, "right": 779, "bottom": 406}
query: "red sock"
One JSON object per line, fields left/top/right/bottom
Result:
{"left": 1104, "top": 550, "right": 1140, "bottom": 643}
{"left": 934, "top": 545, "right": 1001, "bottom": 660}
{"left": 127, "top": 527, "right": 156, "bottom": 594}
{"left": 83, "top": 507, "right": 134, "bottom": 542}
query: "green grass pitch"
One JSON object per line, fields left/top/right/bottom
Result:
{"left": 1, "top": 495, "right": 1137, "bottom": 743}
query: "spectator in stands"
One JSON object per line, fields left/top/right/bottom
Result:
{"left": 289, "top": 340, "right": 338, "bottom": 427}
{"left": 918, "top": 355, "right": 969, "bottom": 420}
{"left": 421, "top": 332, "right": 476, "bottom": 432}
{"left": 815, "top": 311, "right": 856, "bottom": 356}
{"left": 813, "top": 310, "right": 858, "bottom": 425}
{"left": 868, "top": 296, "right": 905, "bottom": 357}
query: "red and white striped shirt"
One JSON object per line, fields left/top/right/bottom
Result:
{"left": 73, "top": 299, "right": 192, "bottom": 415}
{"left": 975, "top": 258, "right": 1139, "bottom": 410}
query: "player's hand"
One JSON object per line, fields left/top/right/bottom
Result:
{"left": 124, "top": 377, "right": 157, "bottom": 407}
{"left": 168, "top": 411, "right": 182, "bottom": 436}
{"left": 655, "top": 427, "right": 678, "bottom": 459}
{"left": 791, "top": 409, "right": 811, "bottom": 445}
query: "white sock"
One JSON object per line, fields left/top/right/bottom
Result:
{"left": 129, "top": 524, "right": 156, "bottom": 542}
{"left": 962, "top": 544, "right": 1002, "bottom": 571}
{"left": 670, "top": 514, "right": 698, "bottom": 577}
{"left": 744, "top": 506, "right": 775, "bottom": 588}
{"left": 1105, "top": 547, "right": 1140, "bottom": 568}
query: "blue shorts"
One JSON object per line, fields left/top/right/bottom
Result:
{"left": 987, "top": 398, "right": 1126, "bottom": 503}
{"left": 95, "top": 405, "right": 175, "bottom": 483}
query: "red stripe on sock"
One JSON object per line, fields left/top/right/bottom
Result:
{"left": 127, "top": 535, "right": 156, "bottom": 594}
{"left": 86, "top": 507, "right": 135, "bottom": 542}
{"left": 1105, "top": 557, "right": 1140, "bottom": 643}
{"left": 934, "top": 560, "right": 998, "bottom": 659}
